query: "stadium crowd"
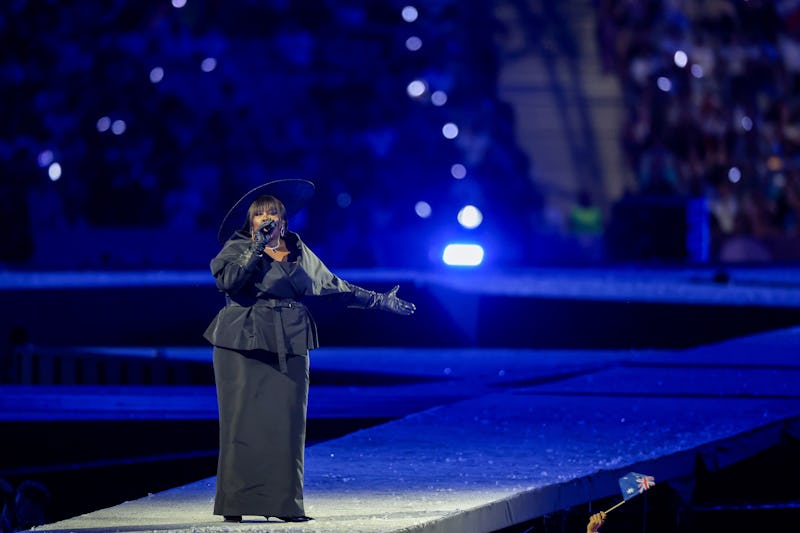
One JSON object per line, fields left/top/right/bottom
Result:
{"left": 597, "top": 0, "right": 800, "bottom": 261}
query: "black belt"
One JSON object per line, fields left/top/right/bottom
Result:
{"left": 225, "top": 296, "right": 300, "bottom": 373}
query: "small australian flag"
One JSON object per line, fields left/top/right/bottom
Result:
{"left": 618, "top": 472, "right": 655, "bottom": 501}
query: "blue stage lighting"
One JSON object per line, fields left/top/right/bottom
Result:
{"left": 673, "top": 50, "right": 688, "bottom": 68}
{"left": 442, "top": 243, "right": 484, "bottom": 266}
{"left": 431, "top": 90, "right": 447, "bottom": 106}
{"left": 415, "top": 201, "right": 432, "bottom": 218}
{"left": 407, "top": 79, "right": 426, "bottom": 98}
{"left": 405, "top": 36, "right": 422, "bottom": 52}
{"left": 48, "top": 162, "right": 62, "bottom": 182}
{"left": 96, "top": 116, "right": 111, "bottom": 132}
{"left": 457, "top": 205, "right": 482, "bottom": 229}
{"left": 37, "top": 150, "right": 54, "bottom": 167}
{"left": 442, "top": 122, "right": 458, "bottom": 139}
{"left": 149, "top": 67, "right": 164, "bottom": 83}
{"left": 401, "top": 6, "right": 419, "bottom": 23}
{"left": 450, "top": 163, "right": 466, "bottom": 179}
{"left": 201, "top": 57, "right": 217, "bottom": 72}
{"left": 111, "top": 119, "right": 127, "bottom": 135}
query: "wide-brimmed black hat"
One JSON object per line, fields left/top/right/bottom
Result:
{"left": 217, "top": 179, "right": 315, "bottom": 244}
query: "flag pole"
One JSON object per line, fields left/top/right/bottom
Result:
{"left": 603, "top": 499, "right": 627, "bottom": 514}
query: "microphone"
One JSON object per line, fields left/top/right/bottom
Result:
{"left": 258, "top": 220, "right": 276, "bottom": 236}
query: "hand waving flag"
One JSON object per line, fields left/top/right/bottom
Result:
{"left": 618, "top": 472, "right": 655, "bottom": 501}
{"left": 603, "top": 472, "right": 656, "bottom": 514}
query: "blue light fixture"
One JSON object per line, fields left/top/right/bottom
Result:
{"left": 442, "top": 243, "right": 484, "bottom": 267}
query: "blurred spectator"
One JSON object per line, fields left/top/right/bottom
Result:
{"left": 638, "top": 139, "right": 681, "bottom": 195}
{"left": 597, "top": 0, "right": 800, "bottom": 262}
{"left": 0, "top": 0, "right": 533, "bottom": 270}
{"left": 568, "top": 189, "right": 604, "bottom": 263}
{"left": 718, "top": 212, "right": 772, "bottom": 262}
{"left": 569, "top": 189, "right": 603, "bottom": 237}
{"left": 0, "top": 478, "right": 13, "bottom": 533}
{"left": 13, "top": 480, "right": 50, "bottom": 532}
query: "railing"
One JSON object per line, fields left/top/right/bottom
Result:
{"left": 2, "top": 345, "right": 212, "bottom": 386}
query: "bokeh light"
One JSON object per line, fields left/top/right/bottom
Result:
{"left": 96, "top": 116, "right": 111, "bottom": 132}
{"left": 149, "top": 67, "right": 164, "bottom": 83}
{"left": 200, "top": 57, "right": 217, "bottom": 72}
{"left": 442, "top": 243, "right": 484, "bottom": 267}
{"left": 401, "top": 6, "right": 418, "bottom": 23}
{"left": 442, "top": 122, "right": 459, "bottom": 139}
{"left": 405, "top": 36, "right": 422, "bottom": 52}
{"left": 673, "top": 50, "right": 688, "bottom": 68}
{"left": 111, "top": 120, "right": 127, "bottom": 135}
{"left": 431, "top": 90, "right": 447, "bottom": 106}
{"left": 406, "top": 79, "right": 426, "bottom": 98}
{"left": 450, "top": 163, "right": 466, "bottom": 179}
{"left": 48, "top": 162, "right": 62, "bottom": 181}
{"left": 457, "top": 205, "right": 482, "bottom": 229}
{"left": 37, "top": 150, "right": 54, "bottom": 168}
{"left": 414, "top": 201, "right": 432, "bottom": 218}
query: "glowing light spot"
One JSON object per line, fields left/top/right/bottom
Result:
{"left": 442, "top": 122, "right": 459, "bottom": 139}
{"left": 407, "top": 79, "right": 427, "bottom": 98}
{"left": 450, "top": 163, "right": 466, "bottom": 179}
{"left": 442, "top": 243, "right": 484, "bottom": 267}
{"left": 405, "top": 36, "right": 422, "bottom": 52}
{"left": 656, "top": 76, "right": 672, "bottom": 92}
{"left": 48, "top": 162, "right": 62, "bottom": 181}
{"left": 111, "top": 120, "right": 126, "bottom": 135}
{"left": 741, "top": 116, "right": 753, "bottom": 131}
{"left": 201, "top": 57, "right": 217, "bottom": 72}
{"left": 431, "top": 90, "right": 447, "bottom": 106}
{"left": 691, "top": 64, "right": 704, "bottom": 78}
{"left": 457, "top": 205, "right": 482, "bottom": 229}
{"left": 97, "top": 116, "right": 111, "bottom": 132}
{"left": 767, "top": 155, "right": 783, "bottom": 172}
{"left": 414, "top": 201, "right": 432, "bottom": 218}
{"left": 401, "top": 6, "right": 418, "bottom": 22}
{"left": 728, "top": 167, "right": 741, "bottom": 184}
{"left": 37, "top": 150, "right": 54, "bottom": 168}
{"left": 172, "top": 0, "right": 187, "bottom": 8}
{"left": 673, "top": 50, "right": 688, "bottom": 68}
{"left": 149, "top": 67, "right": 164, "bottom": 83}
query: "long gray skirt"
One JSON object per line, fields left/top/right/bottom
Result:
{"left": 212, "top": 346, "right": 309, "bottom": 517}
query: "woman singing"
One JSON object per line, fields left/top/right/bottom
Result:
{"left": 203, "top": 179, "right": 415, "bottom": 523}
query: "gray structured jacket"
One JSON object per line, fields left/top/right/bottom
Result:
{"left": 203, "top": 230, "right": 357, "bottom": 356}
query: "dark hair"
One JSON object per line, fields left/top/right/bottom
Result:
{"left": 16, "top": 480, "right": 50, "bottom": 506}
{"left": 241, "top": 195, "right": 287, "bottom": 237}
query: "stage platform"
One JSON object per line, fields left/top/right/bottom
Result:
{"left": 24, "top": 326, "right": 800, "bottom": 533}
{"left": 3, "top": 266, "right": 800, "bottom": 353}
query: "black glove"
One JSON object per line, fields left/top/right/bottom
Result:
{"left": 350, "top": 285, "right": 416, "bottom": 316}
{"left": 238, "top": 220, "right": 276, "bottom": 270}
{"left": 251, "top": 220, "right": 276, "bottom": 254}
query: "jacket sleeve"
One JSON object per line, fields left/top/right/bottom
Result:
{"left": 298, "top": 239, "right": 416, "bottom": 313}
{"left": 210, "top": 239, "right": 262, "bottom": 295}
{"left": 298, "top": 240, "right": 357, "bottom": 296}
